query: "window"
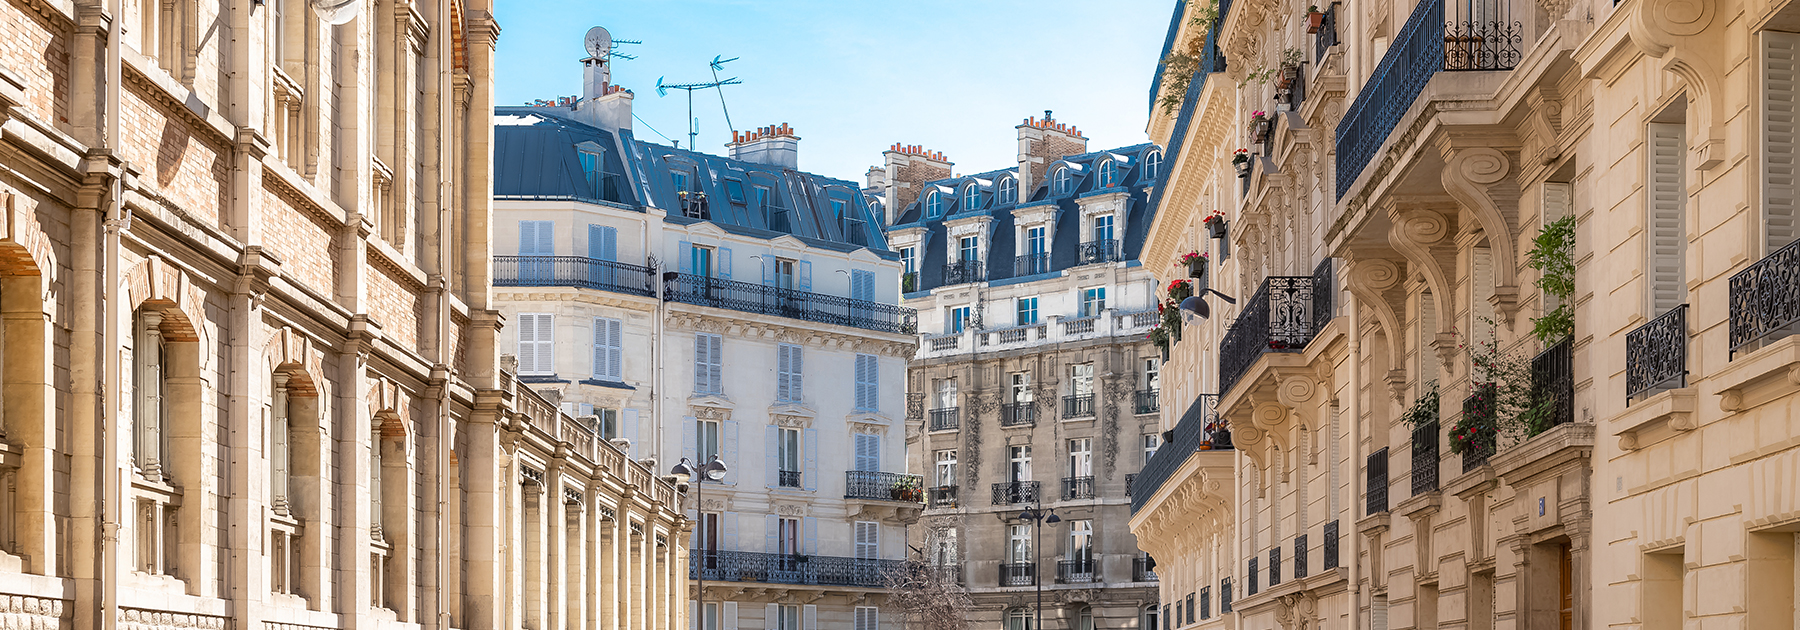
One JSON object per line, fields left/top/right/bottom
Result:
{"left": 855, "top": 607, "right": 879, "bottom": 630}
{"left": 1011, "top": 372, "right": 1033, "bottom": 403}
{"left": 587, "top": 224, "right": 618, "bottom": 283}
{"left": 934, "top": 450, "right": 957, "bottom": 486}
{"left": 723, "top": 179, "right": 747, "bottom": 204}
{"left": 1075, "top": 606, "right": 1095, "bottom": 630}
{"left": 926, "top": 191, "right": 945, "bottom": 218}
{"left": 778, "top": 517, "right": 800, "bottom": 555}
{"left": 999, "top": 177, "right": 1018, "bottom": 204}
{"left": 1097, "top": 160, "right": 1119, "bottom": 188}
{"left": 771, "top": 258, "right": 796, "bottom": 289}
{"left": 1144, "top": 434, "right": 1161, "bottom": 461}
{"left": 854, "top": 354, "right": 879, "bottom": 411}
{"left": 855, "top": 521, "right": 879, "bottom": 559}
{"left": 516, "top": 313, "right": 555, "bottom": 375}
{"left": 699, "top": 602, "right": 720, "bottom": 630}
{"left": 831, "top": 198, "right": 847, "bottom": 218}
{"left": 962, "top": 184, "right": 981, "bottom": 210}
{"left": 1009, "top": 526, "right": 1033, "bottom": 563}
{"left": 935, "top": 378, "right": 959, "bottom": 409}
{"left": 1080, "top": 287, "right": 1107, "bottom": 317}
{"left": 578, "top": 147, "right": 608, "bottom": 199}
{"left": 1143, "top": 357, "right": 1160, "bottom": 391}
{"left": 596, "top": 407, "right": 620, "bottom": 440}
{"left": 1006, "top": 608, "right": 1034, "bottom": 630}
{"left": 691, "top": 245, "right": 714, "bottom": 278}
{"left": 1069, "top": 438, "right": 1093, "bottom": 477}
{"left": 931, "top": 528, "right": 959, "bottom": 566}
{"left": 776, "top": 605, "right": 801, "bottom": 630}
{"left": 778, "top": 428, "right": 801, "bottom": 485}
{"left": 1016, "top": 297, "right": 1039, "bottom": 325}
{"left": 134, "top": 312, "right": 167, "bottom": 480}
{"left": 693, "top": 333, "right": 723, "bottom": 394}
{"left": 268, "top": 371, "right": 310, "bottom": 594}
{"left": 697, "top": 419, "right": 721, "bottom": 463}
{"left": 1071, "top": 363, "right": 1095, "bottom": 397}
{"left": 1010, "top": 445, "right": 1032, "bottom": 482}
{"left": 1648, "top": 113, "right": 1687, "bottom": 316}
{"left": 592, "top": 317, "right": 623, "bottom": 381}
{"left": 1053, "top": 167, "right": 1073, "bottom": 195}
{"left": 900, "top": 247, "right": 917, "bottom": 275}
{"left": 855, "top": 433, "right": 881, "bottom": 472}
{"left": 958, "top": 236, "right": 980, "bottom": 262}
{"left": 1068, "top": 519, "right": 1094, "bottom": 561}
{"left": 1093, "top": 214, "right": 1115, "bottom": 243}
{"left": 1144, "top": 150, "right": 1163, "bottom": 180}
{"left": 671, "top": 170, "right": 690, "bottom": 194}
{"left": 948, "top": 306, "right": 971, "bottom": 334}
{"left": 518, "top": 220, "right": 555, "bottom": 281}
{"left": 1026, "top": 226, "right": 1046, "bottom": 255}
{"left": 776, "top": 344, "right": 804, "bottom": 402}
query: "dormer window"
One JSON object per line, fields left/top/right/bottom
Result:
{"left": 962, "top": 184, "right": 981, "bottom": 210}
{"left": 1097, "top": 160, "right": 1119, "bottom": 188}
{"left": 1053, "top": 168, "right": 1074, "bottom": 196}
{"left": 1143, "top": 150, "right": 1163, "bottom": 180}
{"left": 998, "top": 177, "right": 1018, "bottom": 205}
{"left": 927, "top": 191, "right": 945, "bottom": 219}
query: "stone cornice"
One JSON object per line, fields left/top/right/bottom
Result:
{"left": 664, "top": 310, "right": 917, "bottom": 358}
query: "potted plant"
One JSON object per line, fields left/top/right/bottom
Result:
{"left": 1232, "top": 149, "right": 1253, "bottom": 178}
{"left": 1204, "top": 210, "right": 1229, "bottom": 238}
{"left": 1307, "top": 5, "right": 1325, "bottom": 32}
{"left": 1176, "top": 252, "right": 1209, "bottom": 279}
{"left": 1148, "top": 326, "right": 1171, "bottom": 361}
{"left": 1250, "top": 111, "right": 1271, "bottom": 143}
{"left": 1198, "top": 421, "right": 1215, "bottom": 450}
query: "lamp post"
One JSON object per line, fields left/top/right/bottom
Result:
{"left": 673, "top": 455, "right": 729, "bottom": 630}
{"left": 1018, "top": 502, "right": 1060, "bottom": 630}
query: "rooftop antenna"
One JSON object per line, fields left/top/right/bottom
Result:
{"left": 584, "top": 26, "right": 642, "bottom": 62}
{"left": 656, "top": 73, "right": 743, "bottom": 152}
{"left": 708, "top": 55, "right": 740, "bottom": 138}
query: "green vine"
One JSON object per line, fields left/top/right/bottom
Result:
{"left": 1527, "top": 215, "right": 1576, "bottom": 344}
{"left": 1399, "top": 381, "right": 1439, "bottom": 428}
{"left": 1157, "top": 0, "right": 1223, "bottom": 114}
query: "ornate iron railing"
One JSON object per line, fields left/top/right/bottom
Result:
{"left": 1219, "top": 266, "right": 1332, "bottom": 396}
{"left": 1221, "top": 577, "right": 1233, "bottom": 612}
{"left": 1412, "top": 419, "right": 1440, "bottom": 495}
{"left": 1057, "top": 559, "right": 1099, "bottom": 584}
{"left": 1461, "top": 383, "right": 1498, "bottom": 472}
{"left": 1133, "top": 555, "right": 1158, "bottom": 582}
{"left": 1063, "top": 394, "right": 1096, "bottom": 418}
{"left": 928, "top": 485, "right": 958, "bottom": 508}
{"left": 1015, "top": 252, "right": 1051, "bottom": 276}
{"left": 778, "top": 470, "right": 801, "bottom": 489}
{"left": 1001, "top": 402, "right": 1036, "bottom": 427}
{"left": 1534, "top": 336, "right": 1576, "bottom": 429}
{"left": 663, "top": 273, "right": 918, "bottom": 334}
{"left": 1315, "top": 3, "right": 1339, "bottom": 61}
{"left": 1248, "top": 557, "right": 1259, "bottom": 595}
{"left": 931, "top": 564, "right": 963, "bottom": 585}
{"left": 999, "top": 562, "right": 1036, "bottom": 587}
{"left": 1730, "top": 237, "right": 1800, "bottom": 353}
{"left": 1062, "top": 476, "right": 1096, "bottom": 500}
{"left": 1135, "top": 389, "right": 1160, "bottom": 414}
{"left": 1269, "top": 547, "right": 1282, "bottom": 586}
{"left": 688, "top": 550, "right": 904, "bottom": 587}
{"left": 1323, "top": 520, "right": 1340, "bottom": 570}
{"left": 1078, "top": 239, "right": 1121, "bottom": 265}
{"left": 1130, "top": 393, "right": 1224, "bottom": 515}
{"left": 1335, "top": 0, "right": 1445, "bottom": 199}
{"left": 1125, "top": 473, "right": 1137, "bottom": 498}
{"left": 942, "top": 260, "right": 985, "bottom": 285}
{"left": 1295, "top": 534, "right": 1309, "bottom": 579}
{"left": 844, "top": 471, "right": 924, "bottom": 503}
{"left": 991, "top": 481, "right": 1040, "bottom": 505}
{"left": 1627, "top": 305, "right": 1688, "bottom": 401}
{"left": 494, "top": 255, "right": 656, "bottom": 297}
{"left": 1367, "top": 447, "right": 1389, "bottom": 514}
{"left": 1443, "top": 17, "right": 1525, "bottom": 71}
{"left": 929, "top": 407, "right": 960, "bottom": 432}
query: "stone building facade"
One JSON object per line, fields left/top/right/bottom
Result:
{"left": 0, "top": 2, "right": 686, "bottom": 630}
{"left": 876, "top": 119, "right": 1166, "bottom": 629}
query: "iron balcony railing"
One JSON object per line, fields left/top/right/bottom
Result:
{"left": 1627, "top": 306, "right": 1688, "bottom": 401}
{"left": 1130, "top": 393, "right": 1225, "bottom": 515}
{"left": 1269, "top": 547, "right": 1282, "bottom": 587}
{"left": 1367, "top": 447, "right": 1389, "bottom": 514}
{"left": 1078, "top": 239, "right": 1121, "bottom": 265}
{"left": 1062, "top": 476, "right": 1096, "bottom": 500}
{"left": 844, "top": 471, "right": 924, "bottom": 503}
{"left": 1731, "top": 238, "right": 1800, "bottom": 354}
{"left": 1015, "top": 252, "right": 1051, "bottom": 276}
{"left": 928, "top": 485, "right": 958, "bottom": 508}
{"left": 1063, "top": 394, "right": 1096, "bottom": 418}
{"left": 1221, "top": 577, "right": 1233, "bottom": 613}
{"left": 1135, "top": 389, "right": 1160, "bottom": 414}
{"left": 1534, "top": 336, "right": 1576, "bottom": 428}
{"left": 929, "top": 407, "right": 960, "bottom": 432}
{"left": 688, "top": 550, "right": 904, "bottom": 588}
{"left": 1295, "top": 534, "right": 1309, "bottom": 579}
{"left": 1125, "top": 473, "right": 1137, "bottom": 497}
{"left": 999, "top": 562, "right": 1036, "bottom": 587}
{"left": 1201, "top": 586, "right": 1211, "bottom": 619}
{"left": 942, "top": 260, "right": 985, "bottom": 285}
{"left": 1001, "top": 402, "right": 1036, "bottom": 427}
{"left": 1323, "top": 520, "right": 1340, "bottom": 570}
{"left": 663, "top": 273, "right": 918, "bottom": 334}
{"left": 494, "top": 256, "right": 656, "bottom": 297}
{"left": 1444, "top": 12, "right": 1526, "bottom": 71}
{"left": 1315, "top": 3, "right": 1339, "bottom": 61}
{"left": 1412, "top": 420, "right": 1440, "bottom": 495}
{"left": 1133, "top": 555, "right": 1158, "bottom": 582}
{"left": 1219, "top": 260, "right": 1334, "bottom": 396}
{"left": 1248, "top": 557, "right": 1259, "bottom": 595}
{"left": 1462, "top": 383, "right": 1498, "bottom": 472}
{"left": 930, "top": 564, "right": 963, "bottom": 585}
{"left": 1056, "top": 559, "right": 1099, "bottom": 584}
{"left": 991, "top": 481, "right": 1039, "bottom": 505}
{"left": 778, "top": 470, "right": 801, "bottom": 489}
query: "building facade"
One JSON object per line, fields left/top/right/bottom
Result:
{"left": 1134, "top": 0, "right": 1800, "bottom": 629}
{"left": 878, "top": 118, "right": 1166, "bottom": 629}
{"left": 0, "top": 2, "right": 687, "bottom": 630}
{"left": 490, "top": 34, "right": 921, "bottom": 630}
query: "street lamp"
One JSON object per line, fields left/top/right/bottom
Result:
{"left": 1017, "top": 502, "right": 1060, "bottom": 630}
{"left": 673, "top": 455, "right": 729, "bottom": 630}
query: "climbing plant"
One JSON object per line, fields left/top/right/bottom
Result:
{"left": 1527, "top": 215, "right": 1576, "bottom": 344}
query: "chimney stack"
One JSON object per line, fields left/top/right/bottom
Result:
{"left": 879, "top": 143, "right": 953, "bottom": 224}
{"left": 565, "top": 37, "right": 633, "bottom": 132}
{"left": 727, "top": 124, "right": 802, "bottom": 168}
{"left": 1015, "top": 110, "right": 1088, "bottom": 194}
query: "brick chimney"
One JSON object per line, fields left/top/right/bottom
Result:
{"left": 880, "top": 144, "right": 952, "bottom": 224}
{"left": 1015, "top": 110, "right": 1088, "bottom": 194}
{"left": 727, "top": 124, "right": 801, "bottom": 168}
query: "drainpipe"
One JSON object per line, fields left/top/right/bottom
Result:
{"left": 1347, "top": 293, "right": 1364, "bottom": 630}
{"left": 646, "top": 212, "right": 663, "bottom": 463}
{"left": 100, "top": 0, "right": 125, "bottom": 626}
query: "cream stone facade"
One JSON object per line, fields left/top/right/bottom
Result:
{"left": 0, "top": 1, "right": 687, "bottom": 630}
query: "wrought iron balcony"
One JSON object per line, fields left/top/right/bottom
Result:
{"left": 1078, "top": 239, "right": 1121, "bottom": 265}
{"left": 1248, "top": 557, "right": 1259, "bottom": 595}
{"left": 999, "top": 562, "right": 1036, "bottom": 587}
{"left": 1314, "top": 3, "right": 1339, "bottom": 61}
{"left": 1134, "top": 389, "right": 1160, "bottom": 414}
{"left": 1367, "top": 447, "right": 1389, "bottom": 514}
{"left": 1412, "top": 420, "right": 1440, "bottom": 495}
{"left": 1056, "top": 559, "right": 1099, "bottom": 584}
{"left": 1063, "top": 394, "right": 1096, "bottom": 418}
{"left": 942, "top": 260, "right": 985, "bottom": 285}
{"left": 1219, "top": 260, "right": 1334, "bottom": 396}
{"left": 1221, "top": 577, "right": 1233, "bottom": 612}
{"left": 844, "top": 471, "right": 924, "bottom": 503}
{"left": 1627, "top": 306, "right": 1688, "bottom": 401}
{"left": 929, "top": 407, "right": 960, "bottom": 432}
{"left": 1130, "top": 393, "right": 1224, "bottom": 515}
{"left": 1062, "top": 476, "right": 1096, "bottom": 500}
{"left": 1323, "top": 520, "right": 1340, "bottom": 570}
{"left": 494, "top": 255, "right": 655, "bottom": 297}
{"left": 1534, "top": 336, "right": 1576, "bottom": 428}
{"left": 1731, "top": 238, "right": 1800, "bottom": 354}
{"left": 928, "top": 485, "right": 958, "bottom": 508}
{"left": 1124, "top": 473, "right": 1137, "bottom": 498}
{"left": 663, "top": 273, "right": 918, "bottom": 334}
{"left": 1001, "top": 402, "right": 1036, "bottom": 427}
{"left": 1015, "top": 252, "right": 1051, "bottom": 276}
{"left": 991, "top": 481, "right": 1039, "bottom": 505}
{"left": 778, "top": 470, "right": 802, "bottom": 489}
{"left": 1269, "top": 547, "right": 1282, "bottom": 586}
{"left": 929, "top": 564, "right": 963, "bottom": 585}
{"left": 1133, "top": 555, "right": 1158, "bottom": 582}
{"left": 1295, "top": 534, "right": 1309, "bottom": 579}
{"left": 1444, "top": 15, "right": 1525, "bottom": 71}
{"left": 689, "top": 550, "right": 904, "bottom": 587}
{"left": 1461, "top": 383, "right": 1498, "bottom": 472}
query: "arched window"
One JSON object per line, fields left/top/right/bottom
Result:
{"left": 1053, "top": 167, "right": 1073, "bottom": 196}
{"left": 998, "top": 177, "right": 1018, "bottom": 204}
{"left": 133, "top": 311, "right": 167, "bottom": 482}
{"left": 1006, "top": 607, "right": 1034, "bottom": 630}
{"left": 926, "top": 191, "right": 945, "bottom": 219}
{"left": 1142, "top": 604, "right": 1160, "bottom": 630}
{"left": 1075, "top": 606, "right": 1094, "bottom": 630}
{"left": 962, "top": 184, "right": 981, "bottom": 210}
{"left": 1097, "top": 160, "right": 1119, "bottom": 188}
{"left": 129, "top": 305, "right": 200, "bottom": 578}
{"left": 269, "top": 369, "right": 321, "bottom": 599}
{"left": 1144, "top": 150, "right": 1163, "bottom": 180}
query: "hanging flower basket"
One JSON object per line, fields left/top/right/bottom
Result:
{"left": 1308, "top": 7, "right": 1325, "bottom": 33}
{"left": 1235, "top": 160, "right": 1253, "bottom": 178}
{"left": 1208, "top": 217, "right": 1229, "bottom": 239}
{"left": 1176, "top": 252, "right": 1209, "bottom": 279}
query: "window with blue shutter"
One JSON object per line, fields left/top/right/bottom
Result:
{"left": 854, "top": 433, "right": 880, "bottom": 472}
{"left": 854, "top": 354, "right": 878, "bottom": 411}
{"left": 588, "top": 224, "right": 618, "bottom": 286}
{"left": 851, "top": 269, "right": 875, "bottom": 302}
{"left": 854, "top": 521, "right": 878, "bottom": 560}
{"left": 519, "top": 220, "right": 555, "bottom": 281}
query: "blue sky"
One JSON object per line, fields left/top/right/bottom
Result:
{"left": 492, "top": 0, "right": 1173, "bottom": 183}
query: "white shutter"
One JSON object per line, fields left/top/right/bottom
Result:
{"left": 802, "top": 428, "right": 818, "bottom": 491}
{"left": 854, "top": 354, "right": 878, "bottom": 411}
{"left": 1648, "top": 122, "right": 1688, "bottom": 316}
{"left": 723, "top": 420, "right": 739, "bottom": 480}
{"left": 724, "top": 602, "right": 738, "bottom": 630}
{"left": 721, "top": 511, "right": 738, "bottom": 552}
{"left": 1767, "top": 31, "right": 1800, "bottom": 253}
{"left": 765, "top": 605, "right": 779, "bottom": 630}
{"left": 694, "top": 334, "right": 718, "bottom": 393}
{"left": 855, "top": 608, "right": 877, "bottom": 630}
{"left": 789, "top": 345, "right": 802, "bottom": 401}
{"left": 803, "top": 605, "right": 817, "bottom": 630}
{"left": 776, "top": 345, "right": 792, "bottom": 402}
{"left": 708, "top": 335, "right": 724, "bottom": 395}
{"left": 765, "top": 426, "right": 780, "bottom": 487}
{"left": 855, "top": 521, "right": 878, "bottom": 559}
{"left": 518, "top": 314, "right": 553, "bottom": 375}
{"left": 593, "top": 317, "right": 623, "bottom": 380}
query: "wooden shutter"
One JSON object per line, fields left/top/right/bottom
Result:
{"left": 855, "top": 521, "right": 879, "bottom": 559}
{"left": 717, "top": 247, "right": 733, "bottom": 280}
{"left": 593, "top": 317, "right": 622, "bottom": 380}
{"left": 855, "top": 354, "right": 878, "bottom": 411}
{"left": 776, "top": 345, "right": 793, "bottom": 402}
{"left": 855, "top": 433, "right": 880, "bottom": 472}
{"left": 1767, "top": 31, "right": 1800, "bottom": 253}
{"left": 803, "top": 517, "right": 818, "bottom": 555}
{"left": 694, "top": 334, "right": 720, "bottom": 393}
{"left": 855, "top": 608, "right": 876, "bottom": 630}
{"left": 764, "top": 604, "right": 779, "bottom": 630}
{"left": 682, "top": 417, "right": 697, "bottom": 466}
{"left": 851, "top": 269, "right": 874, "bottom": 302}
{"left": 764, "top": 514, "right": 778, "bottom": 553}
{"left": 1648, "top": 122, "right": 1688, "bottom": 316}
{"left": 518, "top": 314, "right": 552, "bottom": 375}
{"left": 708, "top": 335, "right": 723, "bottom": 394}
{"left": 678, "top": 240, "right": 693, "bottom": 274}
{"left": 723, "top": 420, "right": 740, "bottom": 477}
{"left": 519, "top": 220, "right": 554, "bottom": 255}
{"left": 589, "top": 224, "right": 618, "bottom": 261}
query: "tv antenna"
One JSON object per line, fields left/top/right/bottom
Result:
{"left": 708, "top": 55, "right": 740, "bottom": 137}
{"left": 584, "top": 26, "right": 642, "bottom": 61}
{"left": 656, "top": 73, "right": 743, "bottom": 151}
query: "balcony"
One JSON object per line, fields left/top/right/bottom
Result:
{"left": 1269, "top": 547, "right": 1281, "bottom": 587}
{"left": 1056, "top": 559, "right": 1099, "bottom": 584}
{"left": 1367, "top": 447, "right": 1389, "bottom": 514}
{"left": 1219, "top": 261, "right": 1334, "bottom": 396}
{"left": 1133, "top": 556, "right": 1158, "bottom": 582}
{"left": 1134, "top": 389, "right": 1160, "bottom": 414}
{"left": 1061, "top": 476, "right": 1095, "bottom": 500}
{"left": 942, "top": 260, "right": 985, "bottom": 285}
{"left": 999, "top": 562, "right": 1036, "bottom": 587}
{"left": 663, "top": 273, "right": 918, "bottom": 334}
{"left": 689, "top": 550, "right": 903, "bottom": 588}
{"left": 1627, "top": 306, "right": 1688, "bottom": 401}
{"left": 844, "top": 471, "right": 924, "bottom": 503}
{"left": 1063, "top": 394, "right": 1095, "bottom": 418}
{"left": 928, "top": 485, "right": 958, "bottom": 509}
{"left": 1731, "top": 238, "right": 1800, "bottom": 354}
{"left": 1078, "top": 239, "right": 1121, "bottom": 265}
{"left": 1129, "top": 393, "right": 1227, "bottom": 515}
{"left": 493, "top": 255, "right": 656, "bottom": 297}
{"left": 1314, "top": 3, "right": 1339, "bottom": 61}
{"left": 1295, "top": 534, "right": 1308, "bottom": 579}
{"left": 929, "top": 407, "right": 960, "bottom": 432}
{"left": 1534, "top": 336, "right": 1577, "bottom": 427}
{"left": 1001, "top": 402, "right": 1036, "bottom": 427}
{"left": 1015, "top": 252, "right": 1051, "bottom": 276}
{"left": 1461, "top": 383, "right": 1498, "bottom": 472}
{"left": 1334, "top": 0, "right": 1524, "bottom": 199}
{"left": 778, "top": 470, "right": 802, "bottom": 489}
{"left": 930, "top": 564, "right": 963, "bottom": 586}
{"left": 1412, "top": 419, "right": 1440, "bottom": 495}
{"left": 1248, "top": 557, "right": 1258, "bottom": 595}
{"left": 1124, "top": 473, "right": 1137, "bottom": 498}
{"left": 991, "top": 481, "right": 1039, "bottom": 505}
{"left": 1323, "top": 520, "right": 1340, "bottom": 570}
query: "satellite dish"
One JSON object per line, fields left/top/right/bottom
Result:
{"left": 312, "top": 0, "right": 361, "bottom": 25}
{"left": 585, "top": 26, "right": 613, "bottom": 59}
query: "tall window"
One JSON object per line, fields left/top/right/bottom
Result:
{"left": 1143, "top": 357, "right": 1160, "bottom": 391}
{"left": 934, "top": 450, "right": 957, "bottom": 486}
{"left": 694, "top": 333, "right": 723, "bottom": 394}
{"left": 1144, "top": 150, "right": 1163, "bottom": 180}
{"left": 1007, "top": 608, "right": 1034, "bottom": 630}
{"left": 931, "top": 528, "right": 959, "bottom": 566}
{"left": 134, "top": 312, "right": 167, "bottom": 480}
{"left": 776, "top": 344, "right": 804, "bottom": 402}
{"left": 776, "top": 605, "right": 801, "bottom": 630}
{"left": 516, "top": 313, "right": 555, "bottom": 375}
{"left": 948, "top": 306, "right": 971, "bottom": 334}
{"left": 855, "top": 433, "right": 881, "bottom": 472}
{"left": 1071, "top": 363, "right": 1095, "bottom": 398}
{"left": 1080, "top": 287, "right": 1107, "bottom": 317}
{"left": 1053, "top": 167, "right": 1073, "bottom": 195}
{"left": 926, "top": 191, "right": 945, "bottom": 218}
{"left": 900, "top": 247, "right": 917, "bottom": 275}
{"left": 592, "top": 317, "right": 623, "bottom": 381}
{"left": 1097, "top": 160, "right": 1119, "bottom": 188}
{"left": 1068, "top": 519, "right": 1094, "bottom": 561}
{"left": 1016, "top": 297, "right": 1039, "bottom": 325}
{"left": 1143, "top": 605, "right": 1161, "bottom": 630}
{"left": 1009, "top": 526, "right": 1032, "bottom": 564}
{"left": 935, "top": 378, "right": 959, "bottom": 409}
{"left": 854, "top": 354, "right": 879, "bottom": 411}
{"left": 958, "top": 236, "right": 980, "bottom": 262}
{"left": 999, "top": 177, "right": 1018, "bottom": 204}
{"left": 1010, "top": 445, "right": 1032, "bottom": 482}
{"left": 778, "top": 428, "right": 801, "bottom": 486}
{"left": 962, "top": 184, "right": 981, "bottom": 210}
{"left": 778, "top": 517, "right": 800, "bottom": 555}
{"left": 518, "top": 220, "right": 555, "bottom": 281}
{"left": 671, "top": 170, "right": 690, "bottom": 194}
{"left": 697, "top": 419, "right": 721, "bottom": 463}
{"left": 596, "top": 407, "right": 620, "bottom": 440}
{"left": 691, "top": 245, "right": 714, "bottom": 278}
{"left": 1011, "top": 372, "right": 1033, "bottom": 403}
{"left": 855, "top": 607, "right": 879, "bottom": 630}
{"left": 1144, "top": 434, "right": 1160, "bottom": 461}
{"left": 1068, "top": 438, "right": 1093, "bottom": 477}
{"left": 771, "top": 258, "right": 796, "bottom": 289}
{"left": 1093, "top": 214, "right": 1115, "bottom": 243}
{"left": 855, "top": 521, "right": 879, "bottom": 559}
{"left": 1648, "top": 112, "right": 1688, "bottom": 316}
{"left": 699, "top": 602, "right": 720, "bottom": 630}
{"left": 578, "top": 147, "right": 608, "bottom": 199}
{"left": 1026, "top": 226, "right": 1046, "bottom": 255}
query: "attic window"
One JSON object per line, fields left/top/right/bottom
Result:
{"left": 724, "top": 179, "right": 747, "bottom": 205}
{"left": 1097, "top": 160, "right": 1120, "bottom": 188}
{"left": 999, "top": 177, "right": 1018, "bottom": 205}
{"left": 963, "top": 185, "right": 981, "bottom": 210}
{"left": 927, "top": 192, "right": 945, "bottom": 219}
{"left": 1144, "top": 150, "right": 1163, "bottom": 180}
{"left": 1053, "top": 168, "right": 1074, "bottom": 196}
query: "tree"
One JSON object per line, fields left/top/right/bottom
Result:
{"left": 885, "top": 558, "right": 974, "bottom": 630}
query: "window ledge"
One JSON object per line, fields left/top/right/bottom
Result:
{"left": 1614, "top": 388, "right": 1697, "bottom": 451}
{"left": 518, "top": 375, "right": 570, "bottom": 384}
{"left": 579, "top": 378, "right": 635, "bottom": 390}
{"left": 131, "top": 475, "right": 183, "bottom": 504}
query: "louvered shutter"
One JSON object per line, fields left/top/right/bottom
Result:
{"left": 1648, "top": 122, "right": 1688, "bottom": 316}
{"left": 765, "top": 425, "right": 780, "bottom": 487}
{"left": 789, "top": 346, "right": 802, "bottom": 401}
{"left": 855, "top": 521, "right": 878, "bottom": 559}
{"left": 802, "top": 604, "right": 817, "bottom": 630}
{"left": 802, "top": 428, "right": 818, "bottom": 491}
{"left": 691, "top": 602, "right": 698, "bottom": 630}
{"left": 764, "top": 514, "right": 778, "bottom": 553}
{"left": 855, "top": 608, "right": 876, "bottom": 630}
{"left": 803, "top": 517, "right": 818, "bottom": 555}
{"left": 589, "top": 224, "right": 618, "bottom": 260}
{"left": 717, "top": 247, "right": 733, "bottom": 280}
{"left": 708, "top": 335, "right": 724, "bottom": 394}
{"left": 517, "top": 314, "right": 554, "bottom": 375}
{"left": 851, "top": 269, "right": 874, "bottom": 301}
{"left": 681, "top": 417, "right": 697, "bottom": 467}
{"left": 678, "top": 241, "right": 693, "bottom": 274}
{"left": 694, "top": 334, "right": 713, "bottom": 393}
{"left": 855, "top": 433, "right": 879, "bottom": 472}
{"left": 593, "top": 317, "right": 622, "bottom": 381}
{"left": 797, "top": 260, "right": 812, "bottom": 292}
{"left": 765, "top": 605, "right": 779, "bottom": 630}
{"left": 1769, "top": 31, "right": 1800, "bottom": 253}
{"left": 776, "top": 345, "right": 792, "bottom": 402}
{"left": 854, "top": 354, "right": 878, "bottom": 411}
{"left": 622, "top": 409, "right": 638, "bottom": 451}
{"left": 722, "top": 420, "right": 740, "bottom": 481}
{"left": 721, "top": 511, "right": 738, "bottom": 552}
